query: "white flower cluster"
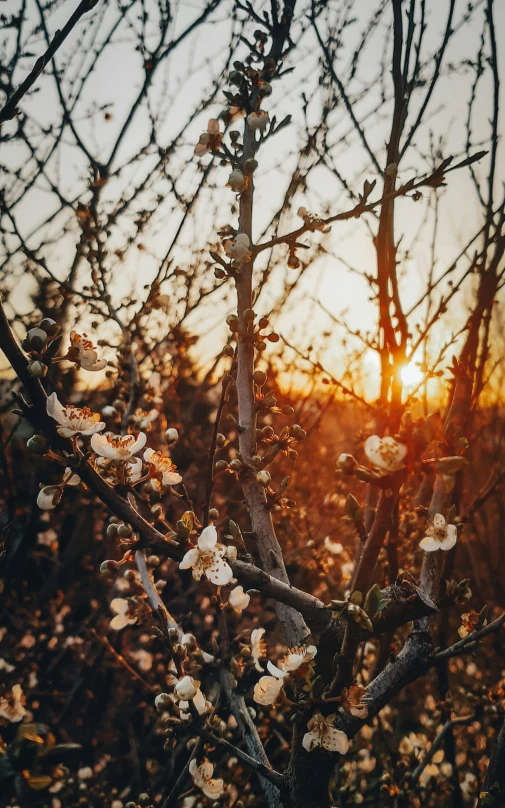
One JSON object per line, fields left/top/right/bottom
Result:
{"left": 37, "top": 393, "right": 182, "bottom": 510}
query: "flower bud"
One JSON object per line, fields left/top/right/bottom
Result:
{"left": 209, "top": 508, "right": 219, "bottom": 520}
{"left": 39, "top": 317, "right": 61, "bottom": 336}
{"left": 281, "top": 405, "right": 294, "bottom": 416}
{"left": 37, "top": 485, "right": 61, "bottom": 510}
{"left": 226, "top": 545, "right": 238, "bottom": 560}
{"left": 227, "top": 169, "right": 246, "bottom": 192}
{"left": 181, "top": 633, "right": 197, "bottom": 648}
{"left": 26, "top": 327, "right": 48, "bottom": 351}
{"left": 253, "top": 370, "right": 267, "bottom": 385}
{"left": 117, "top": 524, "right": 132, "bottom": 538}
{"left": 222, "top": 344, "right": 234, "bottom": 357}
{"left": 256, "top": 470, "right": 271, "bottom": 487}
{"left": 165, "top": 427, "right": 179, "bottom": 443}
{"left": 175, "top": 675, "right": 198, "bottom": 701}
{"left": 291, "top": 425, "right": 306, "bottom": 439}
{"left": 229, "top": 458, "right": 242, "bottom": 471}
{"left": 247, "top": 111, "right": 268, "bottom": 132}
{"left": 106, "top": 523, "right": 118, "bottom": 538}
{"left": 215, "top": 459, "right": 229, "bottom": 472}
{"left": 27, "top": 434, "right": 49, "bottom": 454}
{"left": 226, "top": 314, "right": 239, "bottom": 331}
{"left": 243, "top": 308, "right": 255, "bottom": 322}
{"left": 28, "top": 360, "right": 47, "bottom": 377}
{"left": 155, "top": 692, "right": 172, "bottom": 710}
{"left": 100, "top": 559, "right": 119, "bottom": 575}
{"left": 147, "top": 555, "right": 160, "bottom": 567}
{"left": 337, "top": 453, "right": 358, "bottom": 474}
{"left": 101, "top": 405, "right": 118, "bottom": 419}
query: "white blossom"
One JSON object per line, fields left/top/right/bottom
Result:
{"left": 302, "top": 712, "right": 350, "bottom": 754}
{"left": 91, "top": 431, "right": 147, "bottom": 461}
{"left": 175, "top": 675, "right": 198, "bottom": 701}
{"left": 364, "top": 435, "right": 407, "bottom": 473}
{"left": 143, "top": 447, "right": 182, "bottom": 488}
{"left": 47, "top": 392, "right": 105, "bottom": 438}
{"left": 67, "top": 331, "right": 107, "bottom": 371}
{"left": 267, "top": 644, "right": 317, "bottom": 679}
{"left": 109, "top": 598, "right": 136, "bottom": 631}
{"left": 419, "top": 513, "right": 457, "bottom": 552}
{"left": 189, "top": 759, "right": 224, "bottom": 799}
{"left": 178, "top": 688, "right": 211, "bottom": 718}
{"left": 179, "top": 526, "right": 233, "bottom": 586}
{"left": 253, "top": 673, "right": 285, "bottom": 705}
{"left": 228, "top": 586, "right": 250, "bottom": 613}
{"left": 131, "top": 408, "right": 159, "bottom": 430}
{"left": 0, "top": 684, "right": 26, "bottom": 722}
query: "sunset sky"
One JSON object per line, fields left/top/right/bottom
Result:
{"left": 2, "top": 0, "right": 504, "bottom": 399}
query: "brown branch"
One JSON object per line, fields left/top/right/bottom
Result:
{"left": 0, "top": 0, "right": 99, "bottom": 125}
{"left": 410, "top": 714, "right": 474, "bottom": 785}
{"left": 477, "top": 715, "right": 505, "bottom": 807}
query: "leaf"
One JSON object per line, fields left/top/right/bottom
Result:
{"left": 26, "top": 774, "right": 53, "bottom": 790}
{"left": 181, "top": 511, "right": 194, "bottom": 531}
{"left": 345, "top": 493, "right": 362, "bottom": 521}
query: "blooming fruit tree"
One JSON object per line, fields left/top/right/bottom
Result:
{"left": 1, "top": 2, "right": 505, "bottom": 808}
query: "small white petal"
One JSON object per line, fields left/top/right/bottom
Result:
{"left": 198, "top": 525, "right": 218, "bottom": 551}
{"left": 419, "top": 536, "right": 441, "bottom": 552}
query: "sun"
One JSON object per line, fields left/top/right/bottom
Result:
{"left": 401, "top": 362, "right": 424, "bottom": 387}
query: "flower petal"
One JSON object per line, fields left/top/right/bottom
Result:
{"left": 110, "top": 613, "right": 129, "bottom": 630}
{"left": 46, "top": 392, "right": 65, "bottom": 423}
{"left": 163, "top": 471, "right": 183, "bottom": 485}
{"left": 419, "top": 536, "right": 440, "bottom": 552}
{"left": 322, "top": 728, "right": 350, "bottom": 754}
{"left": 302, "top": 730, "right": 320, "bottom": 752}
{"left": 129, "top": 432, "right": 147, "bottom": 455}
{"left": 205, "top": 558, "right": 233, "bottom": 586}
{"left": 440, "top": 534, "right": 457, "bottom": 551}
{"left": 198, "top": 525, "right": 217, "bottom": 550}
{"left": 179, "top": 548, "right": 200, "bottom": 570}
{"left": 267, "top": 660, "right": 287, "bottom": 679}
